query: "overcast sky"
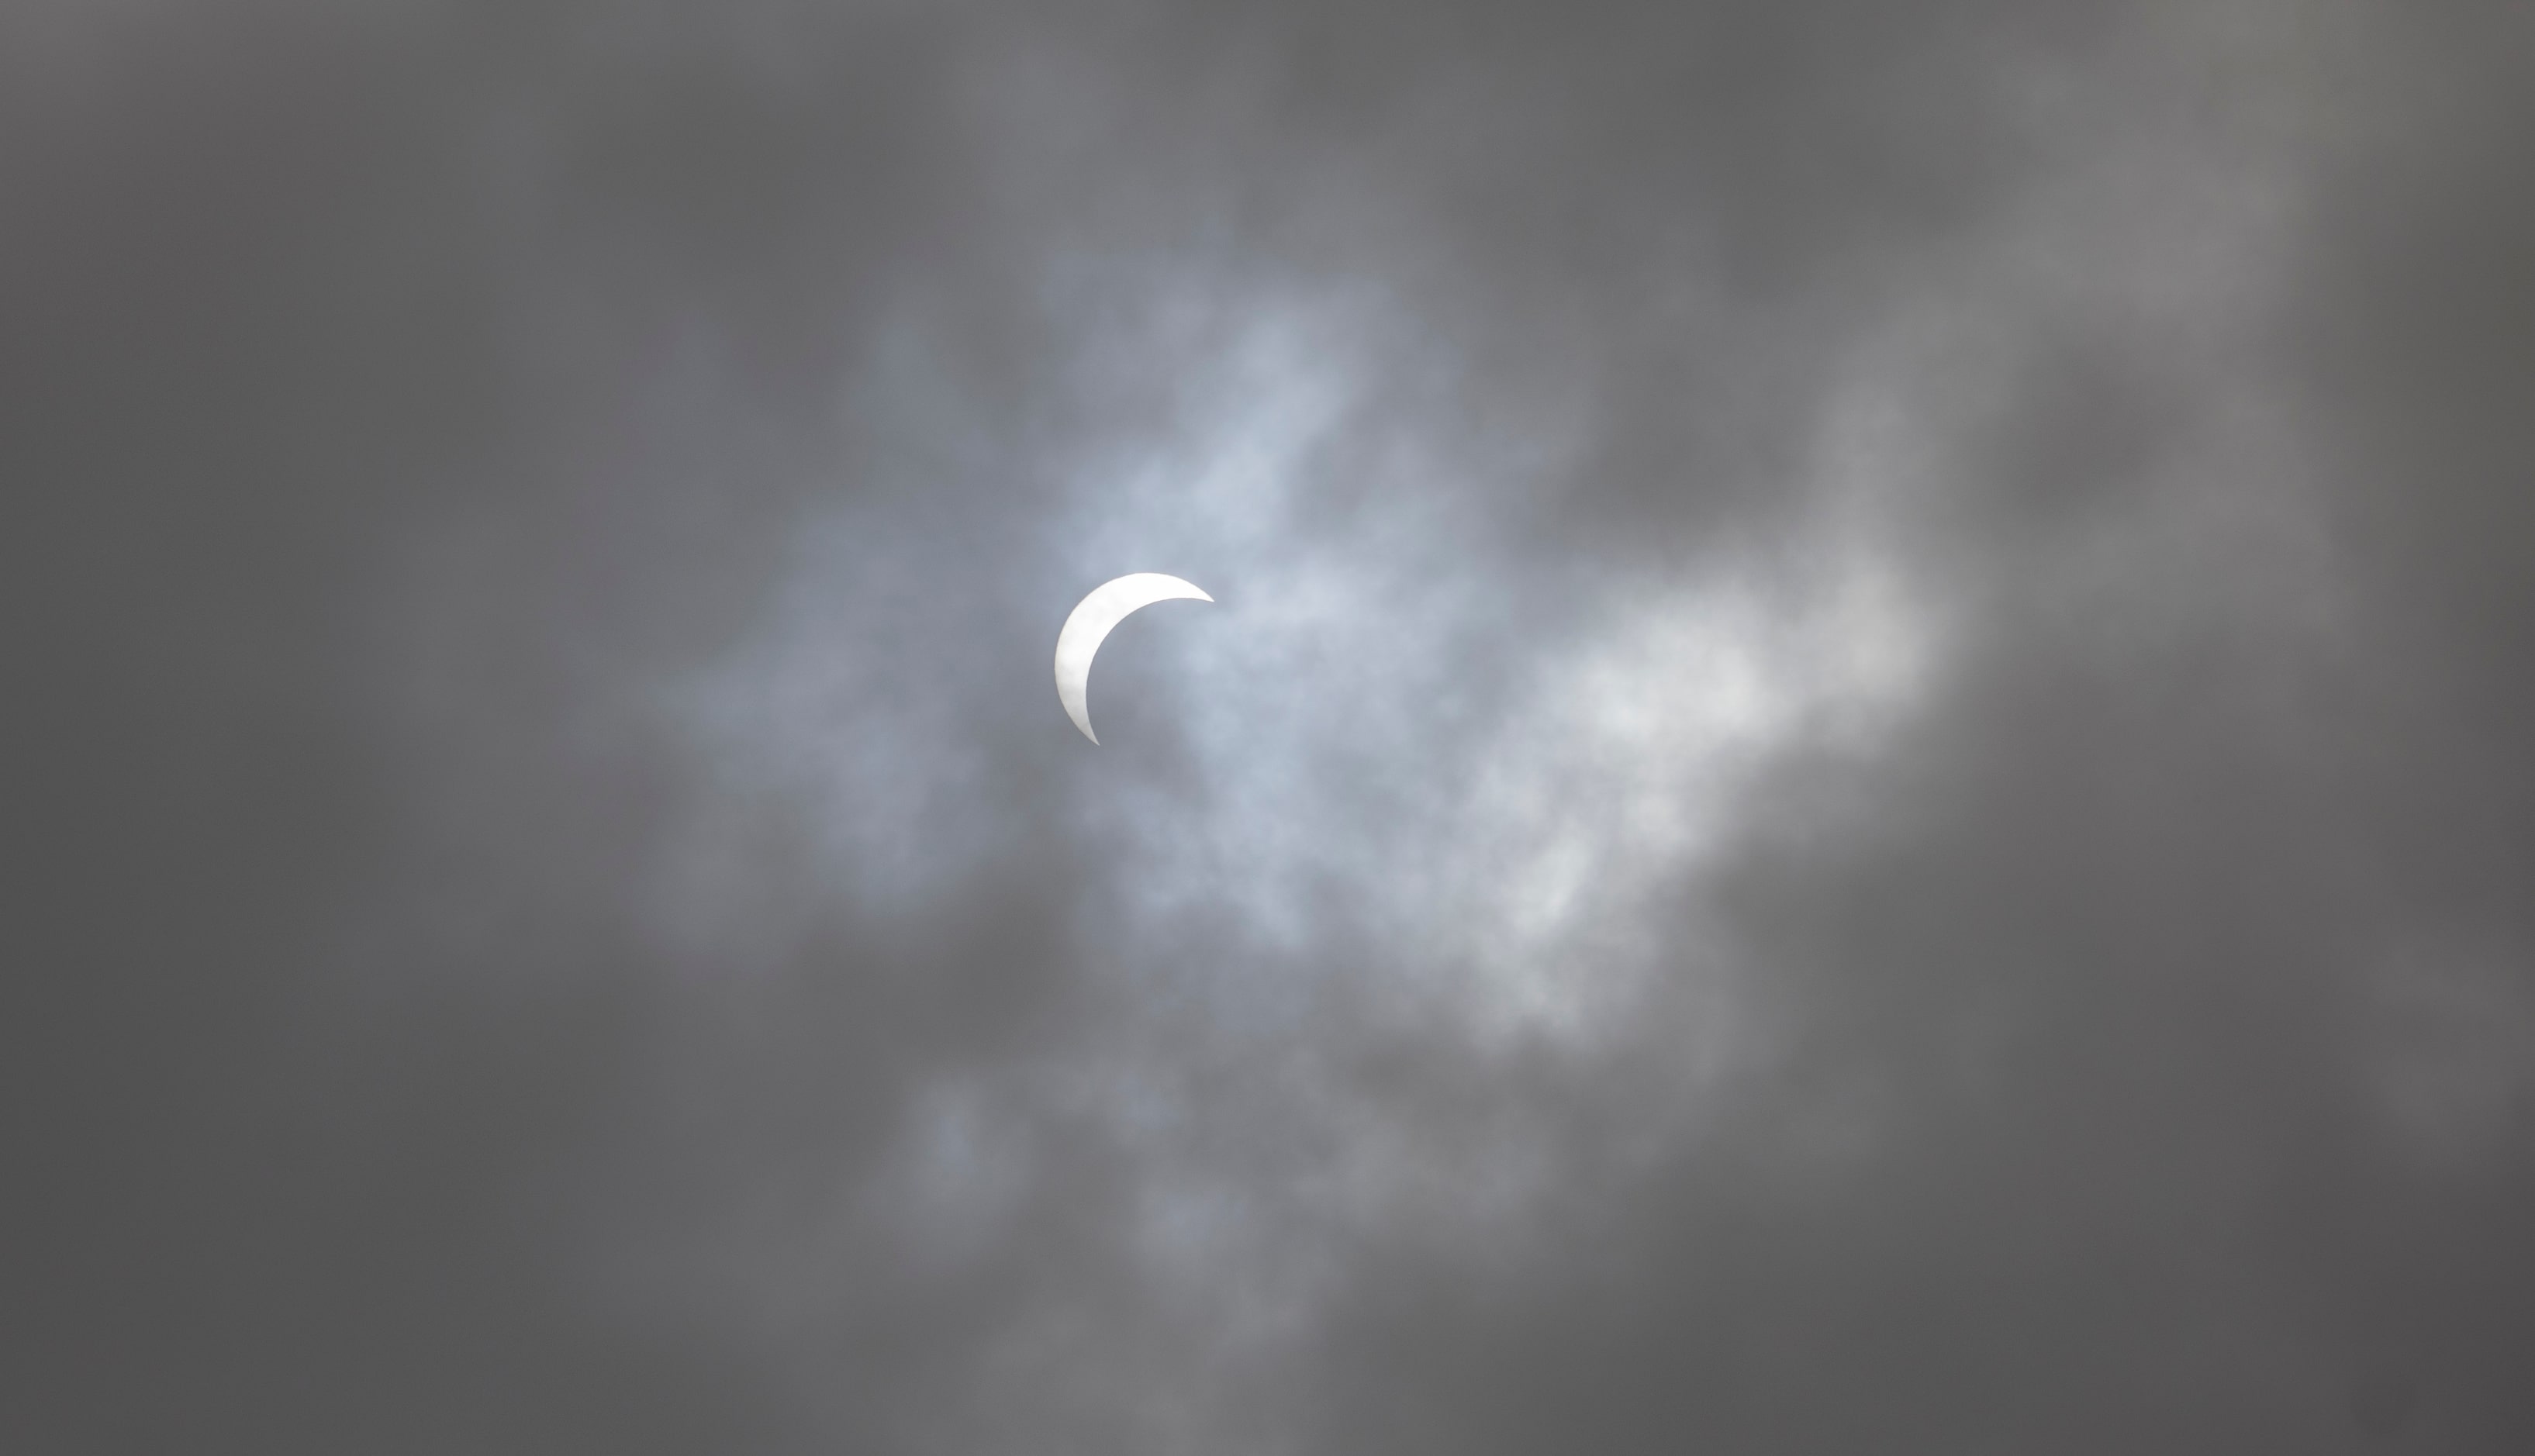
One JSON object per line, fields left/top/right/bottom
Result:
{"left": 10, "top": 2, "right": 2534, "bottom": 1451}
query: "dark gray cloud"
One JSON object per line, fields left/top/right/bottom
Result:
{"left": 10, "top": 1, "right": 2533, "bottom": 1451}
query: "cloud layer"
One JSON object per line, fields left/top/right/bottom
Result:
{"left": 11, "top": 2, "right": 2533, "bottom": 1451}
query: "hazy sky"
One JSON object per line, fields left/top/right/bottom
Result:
{"left": 10, "top": 2, "right": 2533, "bottom": 1451}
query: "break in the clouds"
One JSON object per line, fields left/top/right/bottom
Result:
{"left": 12, "top": 2, "right": 2535, "bottom": 1453}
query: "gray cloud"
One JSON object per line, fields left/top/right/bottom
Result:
{"left": 9, "top": 1, "right": 2533, "bottom": 1451}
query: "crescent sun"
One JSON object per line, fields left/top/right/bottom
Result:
{"left": 1054, "top": 573, "right": 1213, "bottom": 744}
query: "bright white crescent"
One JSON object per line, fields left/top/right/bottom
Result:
{"left": 1054, "top": 573, "right": 1212, "bottom": 744}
